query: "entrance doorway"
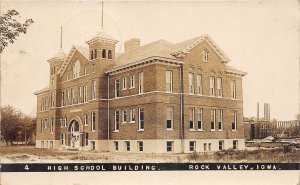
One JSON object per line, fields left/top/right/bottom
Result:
{"left": 70, "top": 120, "right": 80, "bottom": 148}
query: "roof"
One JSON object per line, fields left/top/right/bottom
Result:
{"left": 86, "top": 31, "right": 118, "bottom": 45}
{"left": 225, "top": 65, "right": 247, "bottom": 76}
{"left": 33, "top": 86, "right": 49, "bottom": 95}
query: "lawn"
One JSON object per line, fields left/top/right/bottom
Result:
{"left": 0, "top": 145, "right": 299, "bottom": 163}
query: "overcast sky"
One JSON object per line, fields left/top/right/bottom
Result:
{"left": 1, "top": 1, "right": 299, "bottom": 120}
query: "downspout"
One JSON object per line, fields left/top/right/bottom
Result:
{"left": 179, "top": 64, "right": 184, "bottom": 153}
{"left": 107, "top": 74, "right": 110, "bottom": 152}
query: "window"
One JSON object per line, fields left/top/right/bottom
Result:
{"left": 50, "top": 92, "right": 55, "bottom": 108}
{"left": 114, "top": 141, "right": 119, "bottom": 151}
{"left": 138, "top": 72, "right": 143, "bottom": 94}
{"left": 72, "top": 60, "right": 80, "bottom": 79}
{"left": 218, "top": 110, "right": 223, "bottom": 130}
{"left": 197, "top": 74, "right": 203, "bottom": 95}
{"left": 66, "top": 74, "right": 69, "bottom": 81}
{"left": 94, "top": 49, "right": 97, "bottom": 59}
{"left": 114, "top": 111, "right": 120, "bottom": 131}
{"left": 198, "top": 108, "right": 203, "bottom": 130}
{"left": 85, "top": 133, "right": 89, "bottom": 146}
{"left": 208, "top": 143, "right": 211, "bottom": 151}
{"left": 233, "top": 140, "right": 238, "bottom": 149}
{"left": 232, "top": 111, "right": 237, "bottom": 131}
{"left": 202, "top": 49, "right": 209, "bottom": 62}
{"left": 210, "top": 77, "right": 215, "bottom": 96}
{"left": 102, "top": 49, "right": 106, "bottom": 58}
{"left": 44, "top": 119, "right": 48, "bottom": 128}
{"left": 92, "top": 63, "right": 96, "bottom": 73}
{"left": 210, "top": 109, "right": 216, "bottom": 130}
{"left": 84, "top": 113, "right": 88, "bottom": 126}
{"left": 166, "top": 70, "right": 173, "bottom": 92}
{"left": 204, "top": 143, "right": 207, "bottom": 152}
{"left": 189, "top": 141, "right": 196, "bottom": 152}
{"left": 231, "top": 80, "right": 236, "bottom": 99}
{"left": 83, "top": 85, "right": 88, "bottom": 102}
{"left": 115, "top": 79, "right": 120, "bottom": 98}
{"left": 41, "top": 141, "right": 44, "bottom": 148}
{"left": 189, "top": 108, "right": 195, "bottom": 130}
{"left": 90, "top": 50, "right": 94, "bottom": 60}
{"left": 41, "top": 120, "right": 44, "bottom": 134}
{"left": 92, "top": 80, "right": 96, "bottom": 100}
{"left": 50, "top": 117, "right": 54, "bottom": 133}
{"left": 71, "top": 88, "right": 75, "bottom": 104}
{"left": 219, "top": 140, "right": 224, "bottom": 150}
{"left": 60, "top": 133, "right": 65, "bottom": 145}
{"left": 188, "top": 73, "right": 194, "bottom": 94}
{"left": 78, "top": 86, "right": 82, "bottom": 103}
{"left": 91, "top": 141, "right": 96, "bottom": 150}
{"left": 217, "top": 77, "right": 222, "bottom": 97}
{"left": 122, "top": 110, "right": 127, "bottom": 123}
{"left": 130, "top": 74, "right": 135, "bottom": 88}
{"left": 91, "top": 112, "right": 96, "bottom": 131}
{"left": 138, "top": 141, "right": 143, "bottom": 152}
{"left": 166, "top": 141, "right": 173, "bottom": 152}
{"left": 84, "top": 67, "right": 87, "bottom": 75}
{"left": 125, "top": 141, "right": 130, "bottom": 151}
{"left": 64, "top": 117, "right": 67, "bottom": 127}
{"left": 138, "top": 108, "right": 144, "bottom": 131}
{"left": 166, "top": 107, "right": 173, "bottom": 130}
{"left": 130, "top": 109, "right": 135, "bottom": 123}
{"left": 66, "top": 89, "right": 70, "bottom": 105}
{"left": 45, "top": 97, "right": 48, "bottom": 109}
{"left": 122, "top": 77, "right": 127, "bottom": 90}
{"left": 108, "top": 50, "right": 112, "bottom": 59}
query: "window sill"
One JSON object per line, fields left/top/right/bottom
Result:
{"left": 84, "top": 124, "right": 88, "bottom": 126}
{"left": 210, "top": 129, "right": 216, "bottom": 131}
{"left": 121, "top": 122, "right": 127, "bottom": 124}
{"left": 166, "top": 129, "right": 174, "bottom": 131}
{"left": 197, "top": 129, "right": 204, "bottom": 132}
{"left": 122, "top": 88, "right": 127, "bottom": 91}
{"left": 232, "top": 130, "right": 237, "bottom": 132}
{"left": 129, "top": 87, "right": 135, "bottom": 89}
{"left": 137, "top": 129, "right": 144, "bottom": 132}
{"left": 113, "top": 130, "right": 119, "bottom": 133}
{"left": 218, "top": 129, "right": 223, "bottom": 131}
{"left": 129, "top": 121, "right": 135, "bottom": 124}
{"left": 189, "top": 129, "right": 197, "bottom": 132}
{"left": 91, "top": 130, "right": 96, "bottom": 132}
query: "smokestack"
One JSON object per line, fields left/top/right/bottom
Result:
{"left": 264, "top": 103, "right": 270, "bottom": 121}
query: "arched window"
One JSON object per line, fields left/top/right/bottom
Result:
{"left": 72, "top": 60, "right": 80, "bottom": 79}
{"left": 102, "top": 49, "right": 106, "bottom": 59}
{"left": 108, "top": 50, "right": 112, "bottom": 59}
{"left": 201, "top": 49, "right": 209, "bottom": 62}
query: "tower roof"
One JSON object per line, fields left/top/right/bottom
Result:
{"left": 86, "top": 31, "right": 118, "bottom": 45}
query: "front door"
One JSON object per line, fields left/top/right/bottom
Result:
{"left": 70, "top": 121, "right": 80, "bottom": 148}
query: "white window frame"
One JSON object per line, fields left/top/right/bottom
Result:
{"left": 231, "top": 80, "right": 237, "bottom": 99}
{"left": 198, "top": 108, "right": 203, "bottom": 130}
{"left": 122, "top": 110, "right": 127, "bottom": 123}
{"left": 138, "top": 72, "right": 143, "bottom": 94}
{"left": 92, "top": 80, "right": 96, "bottom": 100}
{"left": 78, "top": 86, "right": 82, "bottom": 103}
{"left": 189, "top": 108, "right": 195, "bottom": 130}
{"left": 125, "top": 141, "right": 130, "bottom": 152}
{"left": 84, "top": 113, "right": 88, "bottom": 126}
{"left": 50, "top": 92, "right": 55, "bottom": 108}
{"left": 50, "top": 117, "right": 54, "bottom": 134}
{"left": 130, "top": 109, "right": 135, "bottom": 123}
{"left": 71, "top": 88, "right": 75, "bottom": 104}
{"left": 232, "top": 111, "right": 237, "bottom": 131}
{"left": 217, "top": 77, "right": 222, "bottom": 97}
{"left": 202, "top": 49, "right": 209, "bottom": 62}
{"left": 188, "top": 73, "right": 194, "bottom": 94}
{"left": 197, "top": 74, "right": 202, "bottom": 95}
{"left": 91, "top": 111, "right": 96, "bottom": 132}
{"left": 137, "top": 141, "right": 143, "bottom": 152}
{"left": 83, "top": 85, "right": 88, "bottom": 102}
{"left": 85, "top": 133, "right": 89, "bottom": 146}
{"left": 189, "top": 141, "right": 196, "bottom": 152}
{"left": 219, "top": 140, "right": 224, "bottom": 150}
{"left": 166, "top": 107, "right": 173, "bottom": 130}
{"left": 115, "top": 79, "right": 120, "bottom": 98}
{"left": 129, "top": 74, "right": 135, "bottom": 89}
{"left": 138, "top": 108, "right": 144, "bottom": 131}
{"left": 72, "top": 60, "right": 80, "bottom": 79}
{"left": 210, "top": 76, "right": 215, "bottom": 96}
{"left": 166, "top": 141, "right": 173, "bottom": 152}
{"left": 211, "top": 109, "right": 216, "bottom": 131}
{"left": 92, "top": 63, "right": 96, "bottom": 73}
{"left": 122, "top": 77, "right": 127, "bottom": 90}
{"left": 114, "top": 110, "right": 120, "bottom": 131}
{"left": 233, "top": 140, "right": 238, "bottom": 149}
{"left": 66, "top": 89, "right": 70, "bottom": 105}
{"left": 218, "top": 109, "right": 223, "bottom": 131}
{"left": 166, "top": 70, "right": 173, "bottom": 92}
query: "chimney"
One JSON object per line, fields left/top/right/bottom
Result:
{"left": 124, "top": 38, "right": 140, "bottom": 52}
{"left": 257, "top": 102, "right": 259, "bottom": 121}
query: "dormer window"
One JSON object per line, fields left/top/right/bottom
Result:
{"left": 90, "top": 50, "right": 94, "bottom": 60}
{"left": 102, "top": 49, "right": 106, "bottom": 58}
{"left": 72, "top": 60, "right": 80, "bottom": 79}
{"left": 201, "top": 49, "right": 209, "bottom": 62}
{"left": 108, "top": 50, "right": 112, "bottom": 59}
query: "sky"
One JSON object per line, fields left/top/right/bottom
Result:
{"left": 0, "top": 0, "right": 299, "bottom": 120}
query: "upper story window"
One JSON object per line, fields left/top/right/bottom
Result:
{"left": 196, "top": 74, "right": 202, "bottom": 95}
{"left": 130, "top": 74, "right": 135, "bottom": 88}
{"left": 210, "top": 109, "right": 216, "bottom": 130}
{"left": 166, "top": 70, "right": 173, "bottom": 92}
{"left": 50, "top": 66, "right": 56, "bottom": 75}
{"left": 94, "top": 49, "right": 97, "bottom": 59}
{"left": 72, "top": 60, "right": 80, "bottom": 79}
{"left": 115, "top": 79, "right": 120, "bottom": 98}
{"left": 92, "top": 63, "right": 96, "bottom": 73}
{"left": 122, "top": 77, "right": 127, "bottom": 90}
{"left": 91, "top": 111, "right": 96, "bottom": 131}
{"left": 83, "top": 85, "right": 88, "bottom": 103}
{"left": 108, "top": 50, "right": 112, "bottom": 59}
{"left": 218, "top": 109, "right": 223, "bottom": 130}
{"left": 209, "top": 76, "right": 215, "bottom": 96}
{"left": 232, "top": 111, "right": 237, "bottom": 131}
{"left": 78, "top": 86, "right": 82, "bottom": 103}
{"left": 92, "top": 80, "right": 96, "bottom": 100}
{"left": 138, "top": 72, "right": 144, "bottom": 94}
{"left": 188, "top": 73, "right": 194, "bottom": 94}
{"left": 71, "top": 88, "right": 75, "bottom": 105}
{"left": 90, "top": 50, "right": 94, "bottom": 60}
{"left": 198, "top": 108, "right": 203, "bottom": 130}
{"left": 61, "top": 91, "right": 65, "bottom": 106}
{"left": 138, "top": 107, "right": 144, "bottom": 131}
{"left": 102, "top": 49, "right": 106, "bottom": 58}
{"left": 231, "top": 80, "right": 237, "bottom": 99}
{"left": 84, "top": 113, "right": 88, "bottom": 126}
{"left": 166, "top": 107, "right": 173, "bottom": 130}
{"left": 201, "top": 49, "right": 209, "bottom": 62}
{"left": 50, "top": 92, "right": 55, "bottom": 108}
{"left": 217, "top": 77, "right": 222, "bottom": 97}
{"left": 130, "top": 108, "right": 135, "bottom": 123}
{"left": 189, "top": 107, "right": 195, "bottom": 130}
{"left": 114, "top": 110, "right": 120, "bottom": 131}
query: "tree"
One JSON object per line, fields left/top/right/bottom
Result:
{"left": 1, "top": 105, "right": 36, "bottom": 145}
{"left": 0, "top": 9, "right": 34, "bottom": 53}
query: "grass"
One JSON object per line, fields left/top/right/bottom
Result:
{"left": 0, "top": 146, "right": 299, "bottom": 163}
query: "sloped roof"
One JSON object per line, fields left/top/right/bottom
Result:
{"left": 33, "top": 86, "right": 49, "bottom": 95}
{"left": 86, "top": 31, "right": 118, "bottom": 45}
{"left": 225, "top": 65, "right": 247, "bottom": 76}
